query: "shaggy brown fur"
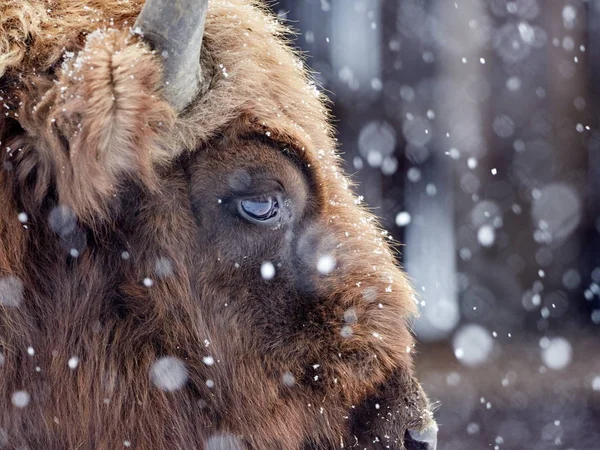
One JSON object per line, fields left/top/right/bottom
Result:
{"left": 0, "top": 0, "right": 436, "bottom": 448}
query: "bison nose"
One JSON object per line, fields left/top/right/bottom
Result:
{"left": 404, "top": 424, "right": 438, "bottom": 450}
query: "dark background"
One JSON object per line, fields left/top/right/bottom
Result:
{"left": 271, "top": 1, "right": 600, "bottom": 449}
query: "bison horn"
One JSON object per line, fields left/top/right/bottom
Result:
{"left": 134, "top": 0, "right": 209, "bottom": 112}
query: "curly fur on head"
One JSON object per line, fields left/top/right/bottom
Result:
{"left": 2, "top": 0, "right": 335, "bottom": 220}
{"left": 0, "top": 1, "right": 436, "bottom": 449}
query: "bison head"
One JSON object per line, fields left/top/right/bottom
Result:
{"left": 0, "top": 0, "right": 437, "bottom": 448}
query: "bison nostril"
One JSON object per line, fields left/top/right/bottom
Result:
{"left": 404, "top": 424, "right": 438, "bottom": 450}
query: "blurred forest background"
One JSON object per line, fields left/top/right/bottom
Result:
{"left": 271, "top": 1, "right": 600, "bottom": 449}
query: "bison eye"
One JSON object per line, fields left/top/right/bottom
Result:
{"left": 239, "top": 197, "right": 279, "bottom": 223}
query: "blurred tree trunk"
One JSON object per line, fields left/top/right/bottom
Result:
{"left": 407, "top": 0, "right": 490, "bottom": 341}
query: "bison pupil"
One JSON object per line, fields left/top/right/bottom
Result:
{"left": 240, "top": 197, "right": 278, "bottom": 221}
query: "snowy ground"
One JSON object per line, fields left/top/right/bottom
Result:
{"left": 417, "top": 335, "right": 600, "bottom": 450}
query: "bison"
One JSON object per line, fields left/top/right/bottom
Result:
{"left": 0, "top": 0, "right": 437, "bottom": 448}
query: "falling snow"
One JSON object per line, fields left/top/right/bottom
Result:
{"left": 0, "top": 276, "right": 24, "bottom": 308}
{"left": 316, "top": 255, "right": 336, "bottom": 275}
{"left": 11, "top": 391, "right": 30, "bottom": 408}
{"left": 395, "top": 211, "right": 411, "bottom": 227}
{"left": 260, "top": 261, "right": 276, "bottom": 280}
{"left": 68, "top": 357, "right": 79, "bottom": 370}
{"left": 149, "top": 357, "right": 189, "bottom": 392}
{"left": 453, "top": 324, "right": 494, "bottom": 367}
{"left": 541, "top": 337, "right": 572, "bottom": 371}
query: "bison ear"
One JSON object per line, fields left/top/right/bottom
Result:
{"left": 404, "top": 425, "right": 438, "bottom": 450}
{"left": 41, "top": 29, "right": 174, "bottom": 221}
